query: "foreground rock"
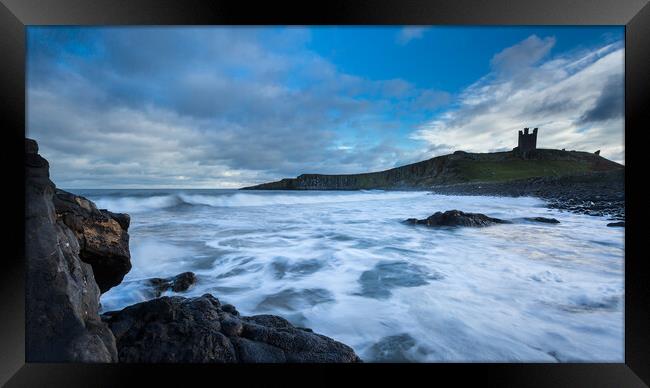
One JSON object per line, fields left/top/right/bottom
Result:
{"left": 405, "top": 210, "right": 510, "bottom": 227}
{"left": 25, "top": 138, "right": 117, "bottom": 362}
{"left": 53, "top": 189, "right": 131, "bottom": 293}
{"left": 607, "top": 221, "right": 625, "bottom": 227}
{"left": 102, "top": 294, "right": 362, "bottom": 363}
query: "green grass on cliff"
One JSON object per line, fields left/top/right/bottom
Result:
{"left": 455, "top": 160, "right": 593, "bottom": 183}
{"left": 243, "top": 149, "right": 623, "bottom": 190}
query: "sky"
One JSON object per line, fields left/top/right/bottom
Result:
{"left": 27, "top": 26, "right": 625, "bottom": 189}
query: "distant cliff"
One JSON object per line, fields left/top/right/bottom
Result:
{"left": 241, "top": 149, "right": 623, "bottom": 190}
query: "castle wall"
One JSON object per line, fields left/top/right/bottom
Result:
{"left": 518, "top": 127, "right": 538, "bottom": 153}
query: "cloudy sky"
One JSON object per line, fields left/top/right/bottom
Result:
{"left": 27, "top": 26, "right": 624, "bottom": 189}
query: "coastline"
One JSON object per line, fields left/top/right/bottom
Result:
{"left": 25, "top": 138, "right": 362, "bottom": 363}
{"left": 428, "top": 169, "right": 625, "bottom": 221}
{"left": 25, "top": 137, "right": 624, "bottom": 363}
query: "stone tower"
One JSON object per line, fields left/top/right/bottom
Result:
{"left": 518, "top": 127, "right": 538, "bottom": 153}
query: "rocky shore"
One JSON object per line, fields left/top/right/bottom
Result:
{"left": 429, "top": 170, "right": 625, "bottom": 222}
{"left": 25, "top": 138, "right": 361, "bottom": 363}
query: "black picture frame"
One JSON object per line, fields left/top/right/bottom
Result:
{"left": 2, "top": 0, "right": 648, "bottom": 386}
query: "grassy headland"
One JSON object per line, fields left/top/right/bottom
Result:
{"left": 241, "top": 149, "right": 623, "bottom": 190}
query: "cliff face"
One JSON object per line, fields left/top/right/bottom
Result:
{"left": 25, "top": 139, "right": 128, "bottom": 362}
{"left": 53, "top": 189, "right": 131, "bottom": 293}
{"left": 242, "top": 149, "right": 624, "bottom": 190}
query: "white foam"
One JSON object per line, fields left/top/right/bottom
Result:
{"left": 92, "top": 190, "right": 624, "bottom": 362}
{"left": 92, "top": 195, "right": 181, "bottom": 213}
{"left": 90, "top": 190, "right": 430, "bottom": 213}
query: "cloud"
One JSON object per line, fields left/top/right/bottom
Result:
{"left": 577, "top": 74, "right": 624, "bottom": 124}
{"left": 27, "top": 27, "right": 448, "bottom": 188}
{"left": 27, "top": 29, "right": 625, "bottom": 188}
{"left": 412, "top": 36, "right": 625, "bottom": 163}
{"left": 396, "top": 27, "right": 429, "bottom": 45}
{"left": 491, "top": 35, "right": 556, "bottom": 73}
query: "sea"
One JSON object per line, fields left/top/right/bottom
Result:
{"left": 73, "top": 189, "right": 624, "bottom": 362}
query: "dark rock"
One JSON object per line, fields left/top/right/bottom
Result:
{"left": 367, "top": 333, "right": 417, "bottom": 362}
{"left": 148, "top": 271, "right": 197, "bottom": 297}
{"left": 53, "top": 189, "right": 131, "bottom": 293}
{"left": 221, "top": 303, "right": 240, "bottom": 317}
{"left": 221, "top": 315, "right": 244, "bottom": 337}
{"left": 524, "top": 217, "right": 560, "bottom": 224}
{"left": 607, "top": 221, "right": 625, "bottom": 227}
{"left": 25, "top": 138, "right": 117, "bottom": 362}
{"left": 231, "top": 337, "right": 287, "bottom": 362}
{"left": 405, "top": 210, "right": 510, "bottom": 227}
{"left": 102, "top": 294, "right": 361, "bottom": 363}
{"left": 101, "top": 209, "right": 131, "bottom": 230}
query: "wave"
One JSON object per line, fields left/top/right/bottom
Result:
{"left": 91, "top": 191, "right": 429, "bottom": 213}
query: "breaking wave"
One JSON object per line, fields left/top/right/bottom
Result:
{"left": 89, "top": 190, "right": 429, "bottom": 214}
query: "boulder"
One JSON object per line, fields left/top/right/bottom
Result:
{"left": 148, "top": 271, "right": 197, "bottom": 296}
{"left": 405, "top": 210, "right": 510, "bottom": 227}
{"left": 523, "top": 217, "right": 560, "bottom": 224}
{"left": 25, "top": 138, "right": 118, "bottom": 362}
{"left": 54, "top": 189, "right": 131, "bottom": 293}
{"left": 607, "top": 221, "right": 625, "bottom": 227}
{"left": 102, "top": 294, "right": 362, "bottom": 363}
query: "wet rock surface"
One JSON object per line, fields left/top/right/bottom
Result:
{"left": 523, "top": 217, "right": 560, "bottom": 224}
{"left": 270, "top": 258, "right": 324, "bottom": 279}
{"left": 25, "top": 138, "right": 117, "bottom": 362}
{"left": 405, "top": 210, "right": 510, "bottom": 228}
{"left": 102, "top": 294, "right": 362, "bottom": 363}
{"left": 148, "top": 271, "right": 197, "bottom": 296}
{"left": 358, "top": 261, "right": 443, "bottom": 299}
{"left": 367, "top": 333, "right": 418, "bottom": 362}
{"left": 54, "top": 188, "right": 131, "bottom": 293}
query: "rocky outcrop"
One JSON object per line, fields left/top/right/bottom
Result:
{"left": 53, "top": 189, "right": 131, "bottom": 293}
{"left": 25, "top": 138, "right": 117, "bottom": 362}
{"left": 148, "top": 272, "right": 197, "bottom": 297}
{"left": 26, "top": 138, "right": 361, "bottom": 363}
{"left": 102, "top": 294, "right": 362, "bottom": 363}
{"left": 405, "top": 210, "right": 510, "bottom": 227}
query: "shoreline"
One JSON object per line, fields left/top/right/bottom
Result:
{"left": 428, "top": 170, "right": 624, "bottom": 221}
{"left": 25, "top": 138, "right": 362, "bottom": 363}
{"left": 25, "top": 136, "right": 624, "bottom": 363}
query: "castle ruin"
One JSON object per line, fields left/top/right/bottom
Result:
{"left": 517, "top": 127, "right": 538, "bottom": 153}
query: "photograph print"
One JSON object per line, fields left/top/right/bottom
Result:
{"left": 25, "top": 26, "right": 625, "bottom": 363}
